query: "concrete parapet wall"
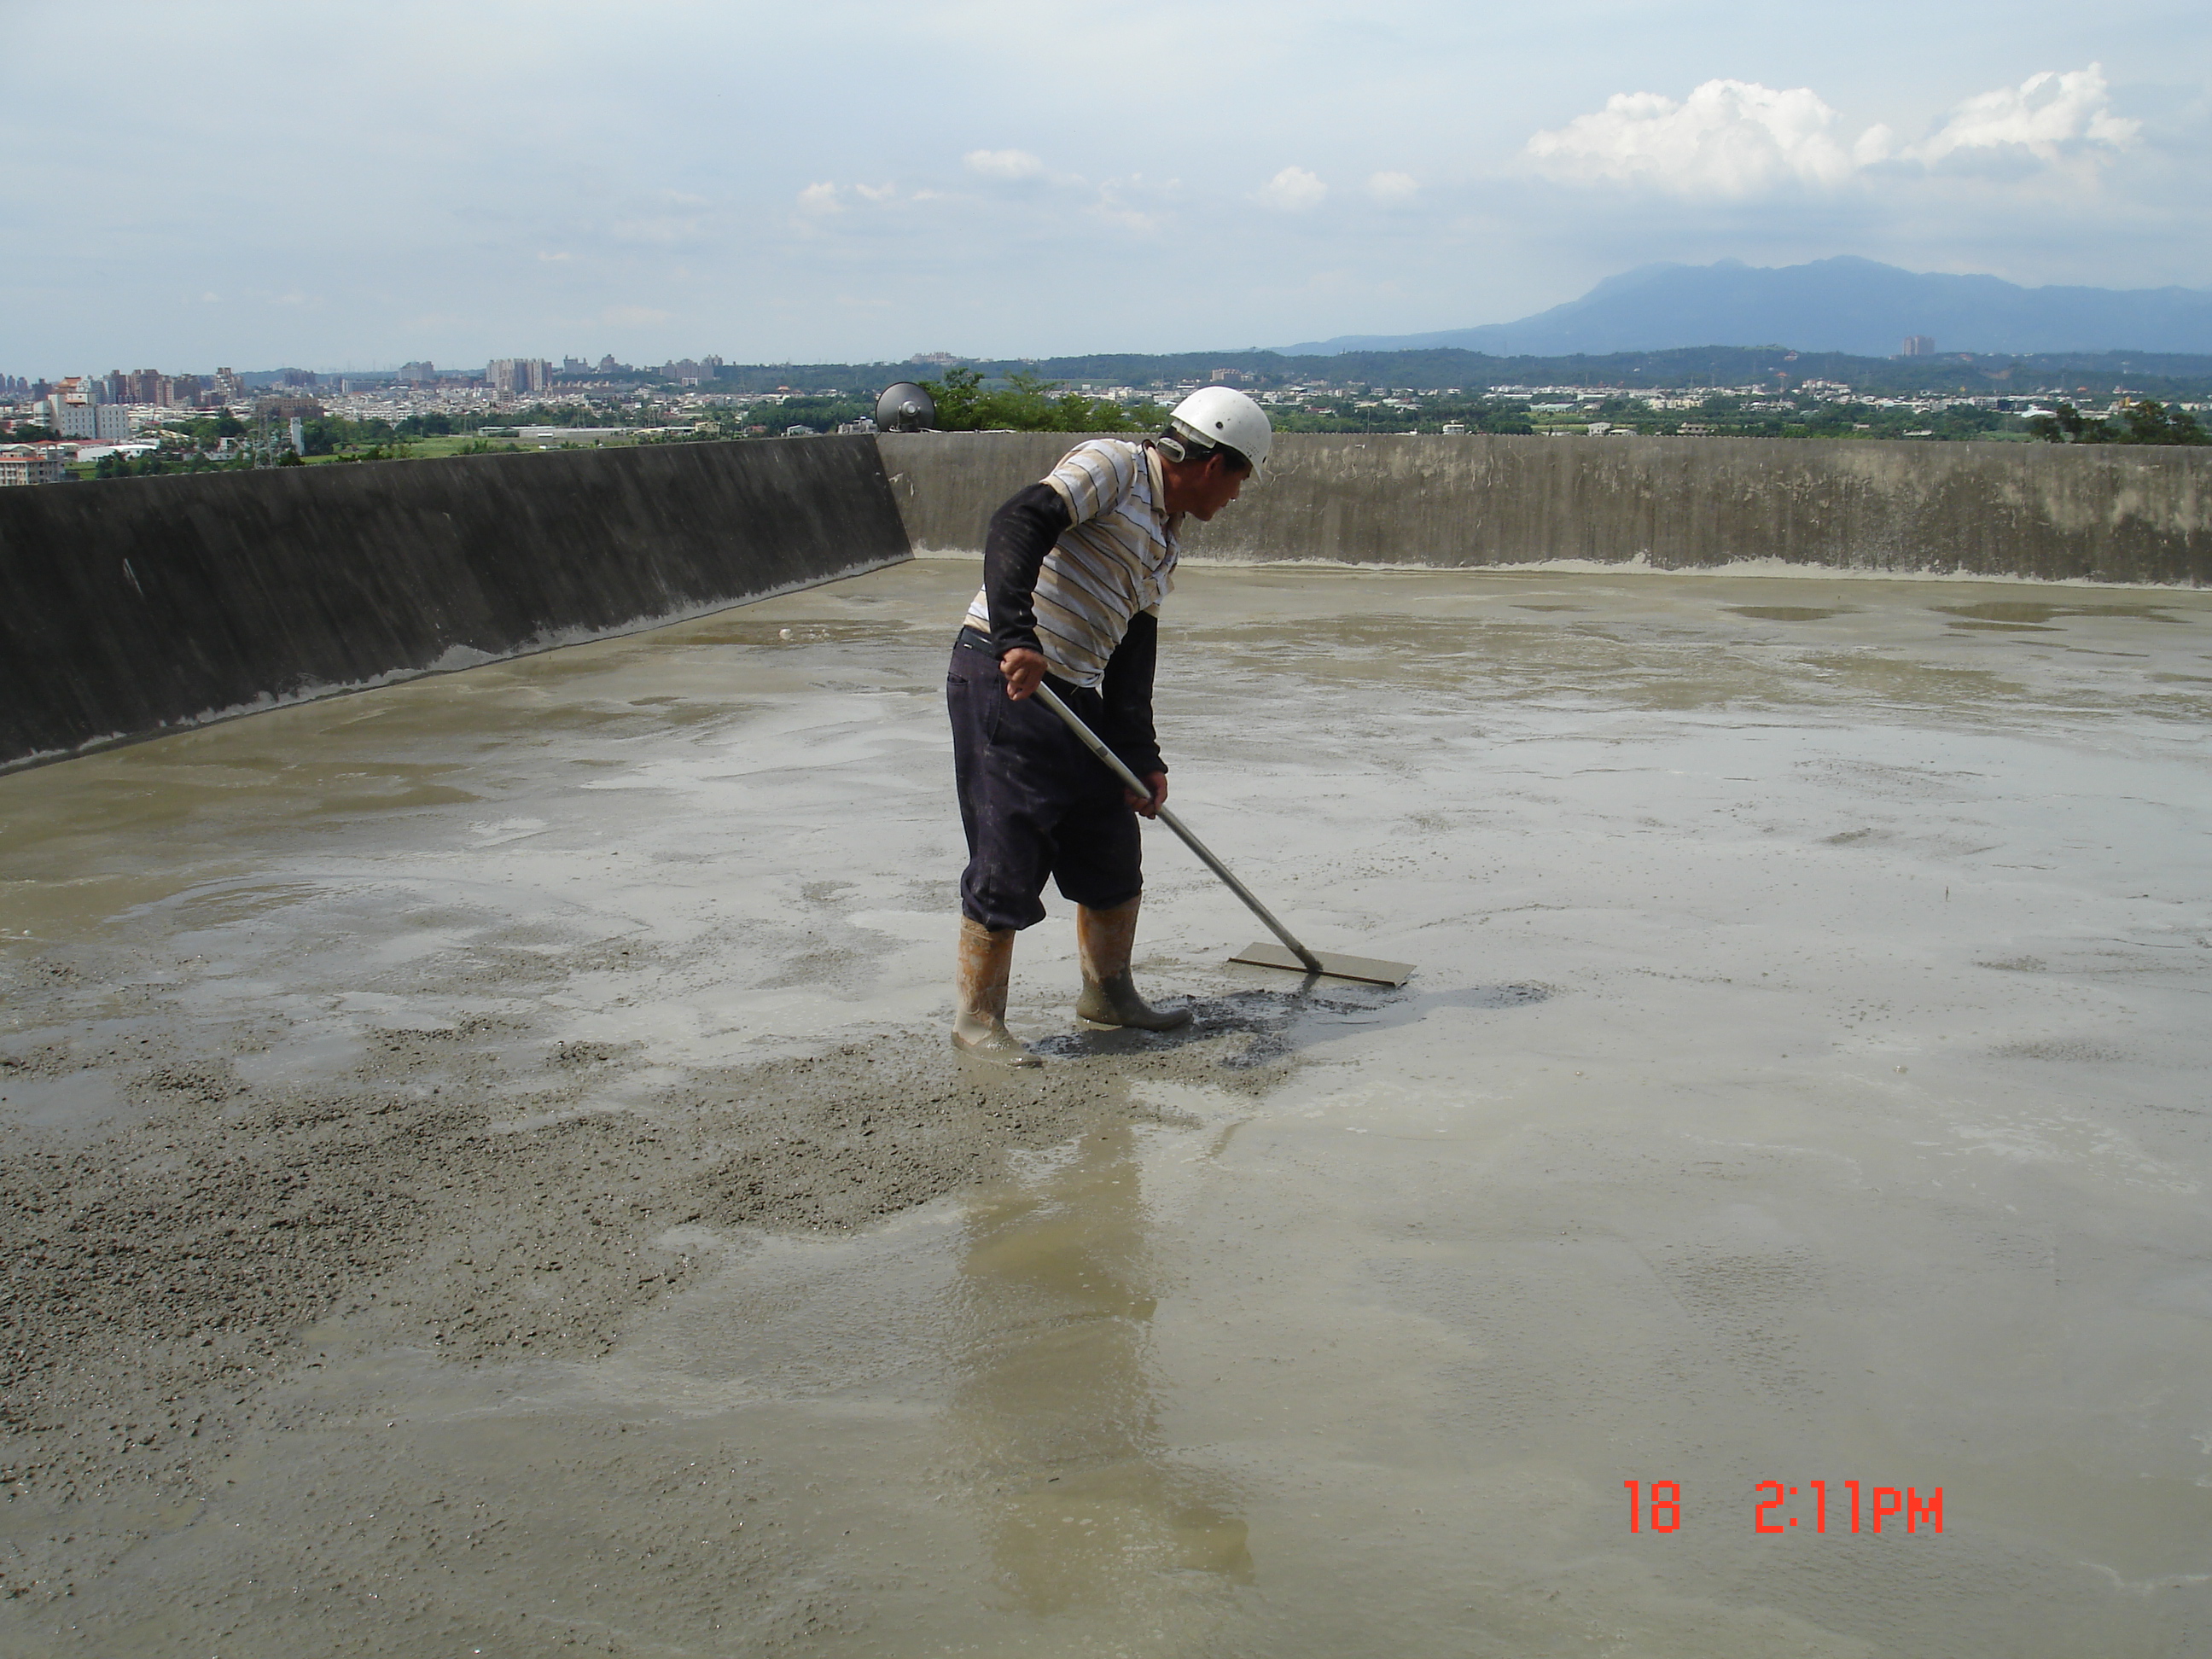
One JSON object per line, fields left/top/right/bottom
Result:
{"left": 0, "top": 436, "right": 910, "bottom": 769}
{"left": 880, "top": 432, "right": 1091, "bottom": 558}
{"left": 9, "top": 428, "right": 2204, "bottom": 770}
{"left": 879, "top": 430, "right": 2211, "bottom": 585}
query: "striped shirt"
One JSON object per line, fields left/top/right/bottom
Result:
{"left": 963, "top": 439, "right": 1177, "bottom": 689}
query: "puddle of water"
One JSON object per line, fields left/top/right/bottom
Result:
{"left": 0, "top": 1066, "right": 131, "bottom": 1133}
{"left": 1725, "top": 606, "right": 1855, "bottom": 621}
{"left": 1934, "top": 600, "right": 2192, "bottom": 626}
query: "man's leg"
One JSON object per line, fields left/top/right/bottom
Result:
{"left": 1074, "top": 894, "right": 1191, "bottom": 1031}
{"left": 946, "top": 643, "right": 1059, "bottom": 1065}
{"left": 1051, "top": 727, "right": 1190, "bottom": 1033}
{"left": 952, "top": 915, "right": 1038, "bottom": 1065}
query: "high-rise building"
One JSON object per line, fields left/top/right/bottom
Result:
{"left": 214, "top": 367, "right": 246, "bottom": 402}
{"left": 1901, "top": 335, "right": 1936, "bottom": 358}
{"left": 399, "top": 361, "right": 436, "bottom": 384}
{"left": 488, "top": 358, "right": 551, "bottom": 396}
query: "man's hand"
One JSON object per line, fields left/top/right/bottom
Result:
{"left": 1125, "top": 771, "right": 1168, "bottom": 819}
{"left": 999, "top": 647, "right": 1047, "bottom": 701}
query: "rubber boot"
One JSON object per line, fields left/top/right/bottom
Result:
{"left": 1074, "top": 896, "right": 1191, "bottom": 1030}
{"left": 952, "top": 917, "right": 1041, "bottom": 1067}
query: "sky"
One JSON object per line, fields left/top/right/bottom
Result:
{"left": 4, "top": 0, "right": 2208, "bottom": 374}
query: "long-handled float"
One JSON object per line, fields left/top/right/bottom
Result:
{"left": 1034, "top": 684, "right": 1412, "bottom": 988}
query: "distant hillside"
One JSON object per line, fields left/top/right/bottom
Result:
{"left": 696, "top": 345, "right": 2212, "bottom": 400}
{"left": 1279, "top": 258, "right": 2212, "bottom": 358}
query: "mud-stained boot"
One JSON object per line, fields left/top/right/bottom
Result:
{"left": 952, "top": 917, "right": 1042, "bottom": 1067}
{"left": 1074, "top": 896, "right": 1191, "bottom": 1031}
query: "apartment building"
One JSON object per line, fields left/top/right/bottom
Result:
{"left": 0, "top": 449, "right": 70, "bottom": 486}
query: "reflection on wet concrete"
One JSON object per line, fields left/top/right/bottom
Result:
{"left": 947, "top": 1122, "right": 1252, "bottom": 1613}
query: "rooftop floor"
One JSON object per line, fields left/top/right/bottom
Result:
{"left": 3, "top": 559, "right": 2208, "bottom": 1656}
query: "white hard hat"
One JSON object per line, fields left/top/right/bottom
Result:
{"left": 1167, "top": 387, "right": 1272, "bottom": 477}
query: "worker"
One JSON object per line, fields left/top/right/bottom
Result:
{"left": 946, "top": 387, "right": 1274, "bottom": 1065}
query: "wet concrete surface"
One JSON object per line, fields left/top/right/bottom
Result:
{"left": 2, "top": 560, "right": 2209, "bottom": 1656}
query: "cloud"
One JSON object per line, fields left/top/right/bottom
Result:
{"left": 1526, "top": 79, "right": 1854, "bottom": 195}
{"left": 796, "top": 180, "right": 906, "bottom": 217}
{"left": 1906, "top": 63, "right": 2140, "bottom": 166}
{"left": 1528, "top": 67, "right": 2142, "bottom": 197}
{"left": 964, "top": 148, "right": 1045, "bottom": 181}
{"left": 1366, "top": 171, "right": 1418, "bottom": 202}
{"left": 1257, "top": 166, "right": 1327, "bottom": 212}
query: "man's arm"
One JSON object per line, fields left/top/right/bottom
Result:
{"left": 981, "top": 482, "right": 1071, "bottom": 665}
{"left": 1101, "top": 610, "right": 1167, "bottom": 816}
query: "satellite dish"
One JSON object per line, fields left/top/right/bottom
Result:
{"left": 876, "top": 381, "right": 936, "bottom": 433}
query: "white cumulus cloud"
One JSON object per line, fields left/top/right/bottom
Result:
{"left": 964, "top": 148, "right": 1045, "bottom": 181}
{"left": 1366, "top": 171, "right": 1418, "bottom": 201}
{"left": 1526, "top": 79, "right": 1855, "bottom": 195}
{"left": 796, "top": 181, "right": 841, "bottom": 214}
{"left": 1528, "top": 66, "right": 2141, "bottom": 197}
{"left": 1907, "top": 63, "right": 2140, "bottom": 165}
{"left": 1257, "top": 165, "right": 1328, "bottom": 212}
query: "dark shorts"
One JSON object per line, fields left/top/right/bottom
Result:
{"left": 947, "top": 632, "right": 1141, "bottom": 932}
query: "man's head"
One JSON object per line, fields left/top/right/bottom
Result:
{"left": 1155, "top": 387, "right": 1272, "bottom": 521}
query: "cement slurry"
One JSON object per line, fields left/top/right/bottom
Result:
{"left": 2, "top": 561, "right": 2208, "bottom": 1656}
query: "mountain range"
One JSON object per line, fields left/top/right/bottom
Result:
{"left": 1278, "top": 258, "right": 2212, "bottom": 358}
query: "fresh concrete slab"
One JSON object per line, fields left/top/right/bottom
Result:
{"left": 1, "top": 559, "right": 2207, "bottom": 1656}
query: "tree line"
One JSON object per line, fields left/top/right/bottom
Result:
{"left": 918, "top": 370, "right": 1167, "bottom": 433}
{"left": 2027, "top": 399, "right": 2207, "bottom": 445}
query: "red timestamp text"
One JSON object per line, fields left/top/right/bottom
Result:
{"left": 1623, "top": 1481, "right": 1942, "bottom": 1534}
